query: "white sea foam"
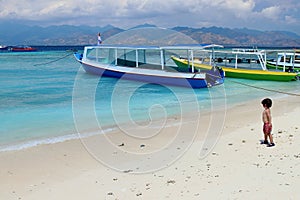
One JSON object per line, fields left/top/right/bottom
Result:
{"left": 0, "top": 128, "right": 116, "bottom": 152}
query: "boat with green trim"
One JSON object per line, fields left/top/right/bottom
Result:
{"left": 266, "top": 51, "right": 300, "bottom": 73}
{"left": 171, "top": 55, "right": 298, "bottom": 82}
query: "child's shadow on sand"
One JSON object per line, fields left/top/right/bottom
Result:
{"left": 259, "top": 140, "right": 268, "bottom": 145}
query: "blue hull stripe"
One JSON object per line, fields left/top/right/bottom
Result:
{"left": 82, "top": 63, "right": 209, "bottom": 88}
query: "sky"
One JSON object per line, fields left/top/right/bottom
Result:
{"left": 0, "top": 0, "right": 299, "bottom": 34}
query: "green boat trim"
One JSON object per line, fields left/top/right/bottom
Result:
{"left": 266, "top": 61, "right": 300, "bottom": 72}
{"left": 171, "top": 56, "right": 298, "bottom": 82}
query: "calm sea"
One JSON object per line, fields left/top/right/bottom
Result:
{"left": 0, "top": 47, "right": 299, "bottom": 151}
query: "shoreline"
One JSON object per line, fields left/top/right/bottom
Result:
{"left": 0, "top": 89, "right": 289, "bottom": 153}
{"left": 1, "top": 94, "right": 299, "bottom": 199}
{"left": 1, "top": 76, "right": 299, "bottom": 153}
{"left": 0, "top": 88, "right": 221, "bottom": 153}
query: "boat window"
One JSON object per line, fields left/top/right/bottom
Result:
{"left": 86, "top": 48, "right": 111, "bottom": 64}
{"left": 280, "top": 55, "right": 291, "bottom": 63}
{"left": 294, "top": 55, "right": 300, "bottom": 63}
{"left": 115, "top": 48, "right": 162, "bottom": 69}
{"left": 116, "top": 48, "right": 137, "bottom": 67}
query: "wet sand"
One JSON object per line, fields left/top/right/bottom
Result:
{"left": 1, "top": 95, "right": 299, "bottom": 199}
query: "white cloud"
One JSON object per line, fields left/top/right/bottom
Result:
{"left": 260, "top": 6, "right": 281, "bottom": 20}
{"left": 0, "top": 0, "right": 299, "bottom": 33}
{"left": 285, "top": 15, "right": 297, "bottom": 24}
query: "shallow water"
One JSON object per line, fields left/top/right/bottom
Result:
{"left": 0, "top": 49, "right": 299, "bottom": 151}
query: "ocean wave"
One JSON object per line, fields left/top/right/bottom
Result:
{"left": 0, "top": 127, "right": 116, "bottom": 152}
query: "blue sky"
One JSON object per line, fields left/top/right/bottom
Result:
{"left": 1, "top": 0, "right": 299, "bottom": 34}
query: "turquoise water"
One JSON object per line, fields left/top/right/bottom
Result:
{"left": 0, "top": 50, "right": 299, "bottom": 151}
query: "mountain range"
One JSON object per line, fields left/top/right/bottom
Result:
{"left": 0, "top": 21, "right": 299, "bottom": 47}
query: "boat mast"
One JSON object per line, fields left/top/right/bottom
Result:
{"left": 160, "top": 49, "right": 165, "bottom": 70}
{"left": 235, "top": 54, "right": 238, "bottom": 69}
{"left": 190, "top": 49, "right": 195, "bottom": 73}
{"left": 115, "top": 49, "right": 118, "bottom": 65}
{"left": 96, "top": 47, "right": 99, "bottom": 62}
{"left": 292, "top": 50, "right": 295, "bottom": 70}
{"left": 283, "top": 52, "right": 286, "bottom": 72}
{"left": 136, "top": 49, "right": 139, "bottom": 68}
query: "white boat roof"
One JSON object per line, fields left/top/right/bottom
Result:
{"left": 85, "top": 44, "right": 224, "bottom": 50}
{"left": 276, "top": 52, "right": 300, "bottom": 56}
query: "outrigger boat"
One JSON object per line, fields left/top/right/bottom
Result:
{"left": 171, "top": 48, "right": 298, "bottom": 82}
{"left": 9, "top": 46, "right": 37, "bottom": 52}
{"left": 0, "top": 45, "right": 8, "bottom": 50}
{"left": 74, "top": 45, "right": 224, "bottom": 88}
{"left": 266, "top": 50, "right": 300, "bottom": 72}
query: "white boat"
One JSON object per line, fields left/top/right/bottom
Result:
{"left": 0, "top": 45, "right": 8, "bottom": 50}
{"left": 266, "top": 50, "right": 300, "bottom": 72}
{"left": 74, "top": 45, "right": 225, "bottom": 88}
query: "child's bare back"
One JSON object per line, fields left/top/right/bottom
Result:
{"left": 262, "top": 108, "right": 271, "bottom": 124}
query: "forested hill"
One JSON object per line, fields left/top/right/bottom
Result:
{"left": 0, "top": 22, "right": 299, "bottom": 47}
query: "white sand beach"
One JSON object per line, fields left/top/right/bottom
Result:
{"left": 1, "top": 95, "right": 299, "bottom": 199}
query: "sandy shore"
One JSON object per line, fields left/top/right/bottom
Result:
{"left": 1, "top": 95, "right": 299, "bottom": 199}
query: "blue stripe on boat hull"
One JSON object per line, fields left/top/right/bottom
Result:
{"left": 82, "top": 63, "right": 211, "bottom": 88}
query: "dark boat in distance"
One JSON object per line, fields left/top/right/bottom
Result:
{"left": 9, "top": 46, "right": 37, "bottom": 52}
{"left": 0, "top": 45, "right": 8, "bottom": 50}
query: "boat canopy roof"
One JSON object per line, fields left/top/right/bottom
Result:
{"left": 277, "top": 52, "right": 300, "bottom": 56}
{"left": 85, "top": 44, "right": 224, "bottom": 50}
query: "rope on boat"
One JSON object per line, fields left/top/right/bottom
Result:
{"left": 33, "top": 52, "right": 75, "bottom": 66}
{"left": 227, "top": 79, "right": 300, "bottom": 97}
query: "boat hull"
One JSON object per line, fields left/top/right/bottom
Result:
{"left": 223, "top": 69, "right": 297, "bottom": 81}
{"left": 9, "top": 46, "right": 37, "bottom": 52}
{"left": 172, "top": 56, "right": 297, "bottom": 82}
{"left": 0, "top": 46, "right": 8, "bottom": 51}
{"left": 81, "top": 62, "right": 222, "bottom": 88}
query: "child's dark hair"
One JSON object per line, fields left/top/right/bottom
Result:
{"left": 261, "top": 98, "right": 272, "bottom": 108}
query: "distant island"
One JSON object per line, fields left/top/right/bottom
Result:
{"left": 0, "top": 21, "right": 299, "bottom": 47}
